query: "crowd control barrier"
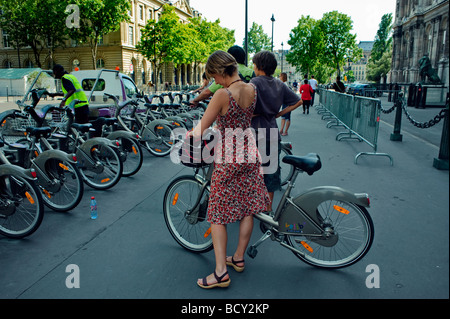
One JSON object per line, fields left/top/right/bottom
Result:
{"left": 317, "top": 88, "right": 393, "bottom": 165}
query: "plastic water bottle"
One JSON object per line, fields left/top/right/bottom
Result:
{"left": 90, "top": 196, "right": 98, "bottom": 219}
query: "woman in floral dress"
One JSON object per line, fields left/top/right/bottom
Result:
{"left": 190, "top": 50, "right": 270, "bottom": 289}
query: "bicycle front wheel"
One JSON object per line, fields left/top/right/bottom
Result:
{"left": 287, "top": 200, "right": 374, "bottom": 269}
{"left": 0, "top": 174, "right": 44, "bottom": 238}
{"left": 79, "top": 144, "right": 123, "bottom": 190}
{"left": 41, "top": 159, "right": 84, "bottom": 212}
{"left": 163, "top": 175, "right": 213, "bottom": 253}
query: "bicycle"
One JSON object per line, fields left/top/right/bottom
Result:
{"left": 0, "top": 140, "right": 44, "bottom": 238}
{"left": 108, "top": 93, "right": 175, "bottom": 157}
{"left": 0, "top": 110, "right": 84, "bottom": 212}
{"left": 163, "top": 151, "right": 374, "bottom": 269}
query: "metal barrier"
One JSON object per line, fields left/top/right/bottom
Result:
{"left": 317, "top": 88, "right": 393, "bottom": 165}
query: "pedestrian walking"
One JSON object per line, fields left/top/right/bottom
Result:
{"left": 278, "top": 72, "right": 291, "bottom": 136}
{"left": 300, "top": 79, "right": 313, "bottom": 114}
{"left": 309, "top": 75, "right": 318, "bottom": 106}
{"left": 189, "top": 50, "right": 271, "bottom": 289}
{"left": 332, "top": 76, "right": 346, "bottom": 93}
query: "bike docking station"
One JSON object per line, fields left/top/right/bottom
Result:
{"left": 316, "top": 88, "right": 393, "bottom": 165}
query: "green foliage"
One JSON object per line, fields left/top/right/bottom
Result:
{"left": 286, "top": 15, "right": 324, "bottom": 77}
{"left": 367, "top": 13, "right": 393, "bottom": 82}
{"left": 245, "top": 22, "right": 272, "bottom": 54}
{"left": 319, "top": 11, "right": 362, "bottom": 76}
{"left": 69, "top": 0, "right": 131, "bottom": 69}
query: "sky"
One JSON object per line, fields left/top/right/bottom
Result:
{"left": 188, "top": 0, "right": 397, "bottom": 51}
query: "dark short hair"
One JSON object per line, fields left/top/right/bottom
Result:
{"left": 227, "top": 45, "right": 246, "bottom": 64}
{"left": 252, "top": 51, "right": 277, "bottom": 76}
{"left": 53, "top": 64, "right": 65, "bottom": 76}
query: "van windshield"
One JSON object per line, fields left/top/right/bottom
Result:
{"left": 122, "top": 77, "right": 138, "bottom": 97}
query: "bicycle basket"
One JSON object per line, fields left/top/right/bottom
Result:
{"left": 178, "top": 133, "right": 215, "bottom": 168}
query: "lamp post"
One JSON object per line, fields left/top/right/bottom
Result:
{"left": 271, "top": 14, "right": 275, "bottom": 52}
{"left": 244, "top": 0, "right": 248, "bottom": 66}
{"left": 281, "top": 42, "right": 284, "bottom": 72}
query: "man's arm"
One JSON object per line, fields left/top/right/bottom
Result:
{"left": 276, "top": 99, "right": 303, "bottom": 118}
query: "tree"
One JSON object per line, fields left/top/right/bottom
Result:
{"left": 245, "top": 22, "right": 271, "bottom": 56}
{"left": 69, "top": 0, "right": 130, "bottom": 69}
{"left": 0, "top": 0, "right": 68, "bottom": 68}
{"left": 137, "top": 5, "right": 191, "bottom": 91}
{"left": 319, "top": 11, "right": 362, "bottom": 76}
{"left": 367, "top": 13, "right": 393, "bottom": 82}
{"left": 286, "top": 15, "right": 324, "bottom": 77}
{"left": 187, "top": 17, "right": 234, "bottom": 83}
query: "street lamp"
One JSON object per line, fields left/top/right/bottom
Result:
{"left": 281, "top": 42, "right": 284, "bottom": 72}
{"left": 271, "top": 14, "right": 275, "bottom": 52}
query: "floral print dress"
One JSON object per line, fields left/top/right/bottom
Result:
{"left": 207, "top": 85, "right": 271, "bottom": 225}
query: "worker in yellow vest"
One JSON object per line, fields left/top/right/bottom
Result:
{"left": 50, "top": 64, "right": 90, "bottom": 124}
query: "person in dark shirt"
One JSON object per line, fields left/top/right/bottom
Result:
{"left": 332, "top": 76, "right": 346, "bottom": 93}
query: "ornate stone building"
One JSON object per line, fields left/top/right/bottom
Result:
{"left": 390, "top": 0, "right": 449, "bottom": 86}
{"left": 0, "top": 0, "right": 202, "bottom": 91}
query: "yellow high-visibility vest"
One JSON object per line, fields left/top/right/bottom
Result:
{"left": 61, "top": 74, "right": 89, "bottom": 108}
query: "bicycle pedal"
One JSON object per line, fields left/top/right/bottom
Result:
{"left": 247, "top": 246, "right": 258, "bottom": 259}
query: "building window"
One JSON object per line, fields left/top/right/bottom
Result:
{"left": 128, "top": 26, "right": 134, "bottom": 46}
{"left": 139, "top": 5, "right": 144, "bottom": 21}
{"left": 96, "top": 58, "right": 105, "bottom": 69}
{"left": 2, "top": 31, "right": 10, "bottom": 48}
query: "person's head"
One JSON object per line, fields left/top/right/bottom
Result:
{"left": 252, "top": 51, "right": 277, "bottom": 77}
{"left": 279, "top": 72, "right": 287, "bottom": 82}
{"left": 227, "top": 45, "right": 246, "bottom": 65}
{"left": 52, "top": 64, "right": 66, "bottom": 79}
{"left": 205, "top": 50, "right": 238, "bottom": 84}
{"left": 304, "top": 79, "right": 309, "bottom": 84}
{"left": 336, "top": 76, "right": 341, "bottom": 81}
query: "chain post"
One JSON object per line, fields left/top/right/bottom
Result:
{"left": 433, "top": 98, "right": 449, "bottom": 170}
{"left": 390, "top": 92, "right": 404, "bottom": 141}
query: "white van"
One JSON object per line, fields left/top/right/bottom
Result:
{"left": 70, "top": 69, "right": 139, "bottom": 117}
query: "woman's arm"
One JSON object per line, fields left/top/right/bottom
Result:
{"left": 191, "top": 88, "right": 227, "bottom": 137}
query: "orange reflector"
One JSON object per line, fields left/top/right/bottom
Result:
{"left": 156, "top": 126, "right": 163, "bottom": 130}
{"left": 300, "top": 241, "right": 313, "bottom": 253}
{"left": 172, "top": 193, "right": 179, "bottom": 205}
{"left": 59, "top": 163, "right": 69, "bottom": 171}
{"left": 42, "top": 189, "right": 51, "bottom": 198}
{"left": 101, "top": 178, "right": 110, "bottom": 183}
{"left": 155, "top": 149, "right": 162, "bottom": 152}
{"left": 204, "top": 227, "right": 211, "bottom": 238}
{"left": 132, "top": 146, "right": 137, "bottom": 155}
{"left": 168, "top": 142, "right": 173, "bottom": 145}
{"left": 34, "top": 151, "right": 39, "bottom": 157}
{"left": 25, "top": 192, "right": 35, "bottom": 204}
{"left": 333, "top": 205, "right": 349, "bottom": 215}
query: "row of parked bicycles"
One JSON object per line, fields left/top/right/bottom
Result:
{"left": 0, "top": 88, "right": 206, "bottom": 239}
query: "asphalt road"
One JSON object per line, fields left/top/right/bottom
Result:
{"left": 0, "top": 94, "right": 448, "bottom": 312}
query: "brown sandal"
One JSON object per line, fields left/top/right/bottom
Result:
{"left": 197, "top": 271, "right": 230, "bottom": 289}
{"left": 226, "top": 256, "right": 245, "bottom": 272}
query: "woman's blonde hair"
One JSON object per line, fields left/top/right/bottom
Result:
{"left": 205, "top": 50, "right": 238, "bottom": 79}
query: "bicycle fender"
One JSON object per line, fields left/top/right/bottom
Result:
{"left": 279, "top": 186, "right": 369, "bottom": 235}
{"left": 0, "top": 164, "right": 36, "bottom": 181}
{"left": 146, "top": 119, "right": 172, "bottom": 132}
{"left": 33, "top": 150, "right": 77, "bottom": 168}
{"left": 106, "top": 130, "right": 138, "bottom": 141}
{"left": 79, "top": 137, "right": 119, "bottom": 154}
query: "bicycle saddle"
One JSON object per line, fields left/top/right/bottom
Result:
{"left": 71, "top": 123, "right": 93, "bottom": 133}
{"left": 26, "top": 126, "right": 52, "bottom": 138}
{"left": 282, "top": 153, "right": 322, "bottom": 175}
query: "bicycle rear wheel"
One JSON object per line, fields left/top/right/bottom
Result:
{"left": 287, "top": 200, "right": 374, "bottom": 268}
{"left": 163, "top": 175, "right": 213, "bottom": 253}
{"left": 41, "top": 159, "right": 84, "bottom": 212}
{"left": 145, "top": 123, "right": 174, "bottom": 157}
{"left": 116, "top": 137, "right": 143, "bottom": 177}
{"left": 79, "top": 144, "right": 123, "bottom": 190}
{"left": 0, "top": 173, "right": 44, "bottom": 238}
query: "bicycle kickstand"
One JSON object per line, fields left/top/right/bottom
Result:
{"left": 247, "top": 230, "right": 272, "bottom": 259}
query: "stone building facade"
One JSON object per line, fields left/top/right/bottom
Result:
{"left": 0, "top": 0, "right": 203, "bottom": 91}
{"left": 390, "top": 0, "right": 449, "bottom": 86}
